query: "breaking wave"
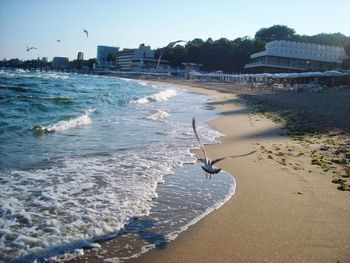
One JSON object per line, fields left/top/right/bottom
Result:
{"left": 146, "top": 109, "right": 169, "bottom": 121}
{"left": 33, "top": 109, "right": 95, "bottom": 135}
{"left": 132, "top": 89, "right": 177, "bottom": 104}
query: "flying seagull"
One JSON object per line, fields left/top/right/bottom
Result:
{"left": 192, "top": 118, "right": 255, "bottom": 179}
{"left": 83, "top": 29, "right": 89, "bottom": 38}
{"left": 26, "top": 46, "right": 37, "bottom": 51}
{"left": 157, "top": 40, "right": 188, "bottom": 69}
{"left": 57, "top": 40, "right": 61, "bottom": 42}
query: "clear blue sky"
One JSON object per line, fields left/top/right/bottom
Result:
{"left": 0, "top": 0, "right": 349, "bottom": 61}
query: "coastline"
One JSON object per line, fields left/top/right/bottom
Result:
{"left": 66, "top": 79, "right": 350, "bottom": 263}
{"left": 126, "top": 80, "right": 350, "bottom": 263}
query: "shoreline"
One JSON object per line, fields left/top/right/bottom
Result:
{"left": 126, "top": 80, "right": 350, "bottom": 263}
{"left": 67, "top": 79, "right": 350, "bottom": 263}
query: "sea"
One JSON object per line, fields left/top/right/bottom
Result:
{"left": 0, "top": 69, "right": 236, "bottom": 262}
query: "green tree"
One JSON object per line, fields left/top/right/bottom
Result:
{"left": 160, "top": 45, "right": 187, "bottom": 68}
{"left": 255, "top": 25, "right": 296, "bottom": 42}
{"left": 293, "top": 33, "right": 349, "bottom": 47}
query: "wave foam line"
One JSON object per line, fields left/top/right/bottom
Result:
{"left": 34, "top": 109, "right": 95, "bottom": 134}
{"left": 146, "top": 109, "right": 169, "bottom": 121}
{"left": 132, "top": 89, "right": 177, "bottom": 104}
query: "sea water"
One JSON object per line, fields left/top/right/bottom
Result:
{"left": 0, "top": 69, "right": 235, "bottom": 262}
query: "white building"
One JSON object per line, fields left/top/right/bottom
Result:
{"left": 116, "top": 46, "right": 156, "bottom": 71}
{"left": 244, "top": 40, "right": 347, "bottom": 73}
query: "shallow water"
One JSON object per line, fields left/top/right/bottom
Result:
{"left": 0, "top": 69, "right": 235, "bottom": 262}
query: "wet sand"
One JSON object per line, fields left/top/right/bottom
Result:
{"left": 70, "top": 80, "right": 350, "bottom": 263}
{"left": 127, "top": 81, "right": 350, "bottom": 263}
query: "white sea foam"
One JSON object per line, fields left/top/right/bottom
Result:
{"left": 36, "top": 73, "right": 69, "bottom": 79}
{"left": 0, "top": 70, "right": 69, "bottom": 80}
{"left": 132, "top": 89, "right": 177, "bottom": 104}
{"left": 145, "top": 109, "right": 169, "bottom": 121}
{"left": 0, "top": 119, "right": 223, "bottom": 260}
{"left": 15, "top": 69, "right": 27, "bottom": 73}
{"left": 36, "top": 109, "right": 95, "bottom": 133}
{"left": 135, "top": 80, "right": 148, "bottom": 86}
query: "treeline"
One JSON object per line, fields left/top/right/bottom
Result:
{"left": 0, "top": 58, "right": 97, "bottom": 70}
{"left": 156, "top": 25, "right": 350, "bottom": 72}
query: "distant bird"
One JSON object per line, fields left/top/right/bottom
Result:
{"left": 57, "top": 40, "right": 61, "bottom": 42}
{"left": 192, "top": 118, "right": 255, "bottom": 179}
{"left": 26, "top": 46, "right": 37, "bottom": 51}
{"left": 83, "top": 29, "right": 89, "bottom": 38}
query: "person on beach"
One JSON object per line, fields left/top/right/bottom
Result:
{"left": 283, "top": 78, "right": 287, "bottom": 89}
{"left": 250, "top": 77, "right": 256, "bottom": 91}
{"left": 268, "top": 78, "right": 274, "bottom": 91}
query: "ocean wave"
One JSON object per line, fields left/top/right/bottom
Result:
{"left": 8, "top": 86, "right": 31, "bottom": 92}
{"left": 0, "top": 137, "right": 195, "bottom": 260}
{"left": 0, "top": 70, "right": 69, "bottom": 80}
{"left": 33, "top": 109, "right": 95, "bottom": 135}
{"left": 1, "top": 117, "right": 226, "bottom": 261}
{"left": 132, "top": 89, "right": 177, "bottom": 104}
{"left": 15, "top": 69, "right": 28, "bottom": 73}
{"left": 145, "top": 109, "right": 169, "bottom": 121}
{"left": 39, "top": 96, "right": 73, "bottom": 104}
{"left": 36, "top": 73, "right": 69, "bottom": 80}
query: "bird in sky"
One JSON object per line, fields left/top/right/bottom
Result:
{"left": 57, "top": 40, "right": 61, "bottom": 42}
{"left": 157, "top": 40, "right": 198, "bottom": 69}
{"left": 192, "top": 118, "right": 255, "bottom": 179}
{"left": 26, "top": 46, "right": 37, "bottom": 51}
{"left": 83, "top": 29, "right": 89, "bottom": 38}
{"left": 157, "top": 40, "right": 188, "bottom": 69}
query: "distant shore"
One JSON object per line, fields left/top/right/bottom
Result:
{"left": 71, "top": 79, "right": 350, "bottom": 263}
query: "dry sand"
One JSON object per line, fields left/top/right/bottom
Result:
{"left": 71, "top": 81, "right": 350, "bottom": 263}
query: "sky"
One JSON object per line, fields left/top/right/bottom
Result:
{"left": 0, "top": 0, "right": 349, "bottom": 61}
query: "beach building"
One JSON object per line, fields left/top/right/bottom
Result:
{"left": 244, "top": 40, "right": 347, "bottom": 73}
{"left": 116, "top": 45, "right": 156, "bottom": 71}
{"left": 52, "top": 57, "right": 69, "bottom": 69}
{"left": 77, "top": 52, "right": 84, "bottom": 61}
{"left": 116, "top": 44, "right": 170, "bottom": 71}
{"left": 95, "top": 46, "right": 119, "bottom": 71}
{"left": 97, "top": 45, "right": 119, "bottom": 63}
{"left": 182, "top": 62, "right": 203, "bottom": 72}
{"left": 130, "top": 58, "right": 170, "bottom": 71}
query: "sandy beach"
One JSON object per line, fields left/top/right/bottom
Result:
{"left": 73, "top": 80, "right": 350, "bottom": 263}
{"left": 127, "top": 81, "right": 350, "bottom": 263}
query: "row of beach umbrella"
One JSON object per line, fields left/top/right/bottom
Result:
{"left": 191, "top": 70, "right": 348, "bottom": 79}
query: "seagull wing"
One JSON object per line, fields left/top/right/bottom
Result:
{"left": 198, "top": 158, "right": 206, "bottom": 164}
{"left": 211, "top": 151, "right": 256, "bottom": 165}
{"left": 83, "top": 29, "right": 89, "bottom": 38}
{"left": 192, "top": 118, "right": 209, "bottom": 163}
{"left": 157, "top": 49, "right": 166, "bottom": 68}
{"left": 210, "top": 157, "right": 227, "bottom": 165}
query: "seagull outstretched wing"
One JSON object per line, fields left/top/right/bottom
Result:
{"left": 26, "top": 46, "right": 37, "bottom": 51}
{"left": 157, "top": 40, "right": 189, "bottom": 69}
{"left": 83, "top": 29, "right": 89, "bottom": 38}
{"left": 192, "top": 118, "right": 209, "bottom": 163}
{"left": 211, "top": 151, "right": 256, "bottom": 165}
